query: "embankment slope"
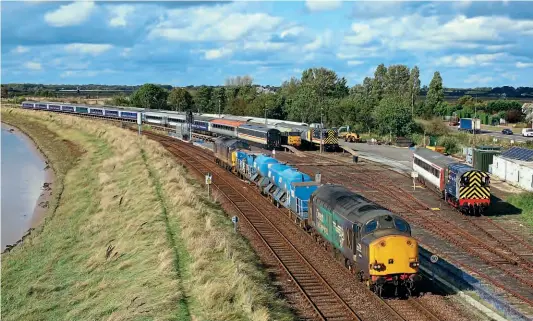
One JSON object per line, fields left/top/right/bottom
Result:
{"left": 1, "top": 108, "right": 293, "bottom": 321}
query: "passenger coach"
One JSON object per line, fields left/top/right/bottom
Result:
{"left": 237, "top": 124, "right": 282, "bottom": 150}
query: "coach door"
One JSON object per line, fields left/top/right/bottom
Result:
{"left": 267, "top": 130, "right": 281, "bottom": 149}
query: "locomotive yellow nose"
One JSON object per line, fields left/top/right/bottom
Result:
{"left": 369, "top": 235, "right": 418, "bottom": 275}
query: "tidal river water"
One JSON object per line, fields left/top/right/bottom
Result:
{"left": 1, "top": 123, "right": 46, "bottom": 251}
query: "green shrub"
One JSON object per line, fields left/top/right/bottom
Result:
{"left": 438, "top": 136, "right": 460, "bottom": 154}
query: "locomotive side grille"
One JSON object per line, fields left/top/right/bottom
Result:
{"left": 459, "top": 171, "right": 490, "bottom": 199}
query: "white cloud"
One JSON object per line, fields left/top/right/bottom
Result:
{"left": 344, "top": 22, "right": 385, "bottom": 45}
{"left": 342, "top": 14, "right": 533, "bottom": 51}
{"left": 44, "top": 1, "right": 95, "bottom": 27}
{"left": 24, "top": 61, "right": 42, "bottom": 71}
{"left": 305, "top": 0, "right": 342, "bottom": 12}
{"left": 347, "top": 60, "right": 364, "bottom": 66}
{"left": 204, "top": 47, "right": 233, "bottom": 60}
{"left": 280, "top": 26, "right": 304, "bottom": 39}
{"left": 436, "top": 53, "right": 505, "bottom": 67}
{"left": 243, "top": 41, "right": 287, "bottom": 51}
{"left": 12, "top": 46, "right": 29, "bottom": 54}
{"left": 485, "top": 44, "right": 514, "bottom": 51}
{"left": 65, "top": 43, "right": 113, "bottom": 56}
{"left": 303, "top": 30, "right": 332, "bottom": 52}
{"left": 149, "top": 4, "right": 282, "bottom": 42}
{"left": 109, "top": 5, "right": 135, "bottom": 27}
{"left": 516, "top": 62, "right": 533, "bottom": 68}
{"left": 464, "top": 74, "right": 493, "bottom": 84}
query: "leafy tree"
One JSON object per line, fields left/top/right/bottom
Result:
{"left": 486, "top": 100, "right": 522, "bottom": 113}
{"left": 1, "top": 86, "right": 8, "bottom": 98}
{"left": 506, "top": 109, "right": 524, "bottom": 123}
{"left": 420, "top": 118, "right": 450, "bottom": 136}
{"left": 130, "top": 84, "right": 169, "bottom": 109}
{"left": 168, "top": 88, "right": 193, "bottom": 111}
{"left": 373, "top": 94, "right": 414, "bottom": 137}
{"left": 109, "top": 94, "right": 130, "bottom": 106}
{"left": 194, "top": 85, "right": 213, "bottom": 113}
{"left": 408, "top": 66, "right": 420, "bottom": 115}
{"left": 371, "top": 64, "right": 387, "bottom": 103}
{"left": 424, "top": 71, "right": 444, "bottom": 118}
{"left": 384, "top": 64, "right": 410, "bottom": 99}
{"left": 349, "top": 77, "right": 375, "bottom": 132}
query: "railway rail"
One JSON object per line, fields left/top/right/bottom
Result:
{"left": 143, "top": 132, "right": 366, "bottom": 321}
{"left": 12, "top": 108, "right": 464, "bottom": 320}
{"left": 275, "top": 151, "right": 533, "bottom": 309}
{"left": 140, "top": 131, "right": 448, "bottom": 321}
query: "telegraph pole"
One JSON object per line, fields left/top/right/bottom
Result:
{"left": 320, "top": 106, "right": 323, "bottom": 154}
{"left": 218, "top": 98, "right": 221, "bottom": 117}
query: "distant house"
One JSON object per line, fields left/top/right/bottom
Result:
{"left": 255, "top": 86, "right": 276, "bottom": 94}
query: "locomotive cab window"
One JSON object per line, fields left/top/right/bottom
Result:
{"left": 364, "top": 220, "right": 378, "bottom": 234}
{"left": 394, "top": 218, "right": 409, "bottom": 233}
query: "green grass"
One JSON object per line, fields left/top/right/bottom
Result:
{"left": 507, "top": 193, "right": 533, "bottom": 231}
{"left": 1, "top": 108, "right": 295, "bottom": 321}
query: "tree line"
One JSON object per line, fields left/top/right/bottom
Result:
{"left": 110, "top": 65, "right": 529, "bottom": 136}
{"left": 2, "top": 65, "right": 530, "bottom": 138}
{"left": 115, "top": 64, "right": 443, "bottom": 137}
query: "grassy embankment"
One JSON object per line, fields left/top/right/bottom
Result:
{"left": 507, "top": 193, "right": 533, "bottom": 231}
{"left": 1, "top": 108, "right": 294, "bottom": 321}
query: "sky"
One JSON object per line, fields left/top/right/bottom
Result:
{"left": 2, "top": 1, "right": 533, "bottom": 88}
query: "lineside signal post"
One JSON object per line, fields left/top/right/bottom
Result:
{"left": 205, "top": 173, "right": 212, "bottom": 198}
{"left": 137, "top": 113, "right": 142, "bottom": 135}
{"left": 411, "top": 171, "right": 418, "bottom": 191}
{"left": 232, "top": 215, "right": 239, "bottom": 233}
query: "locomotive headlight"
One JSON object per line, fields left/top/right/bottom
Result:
{"left": 409, "top": 262, "right": 420, "bottom": 268}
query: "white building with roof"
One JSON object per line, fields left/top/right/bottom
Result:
{"left": 491, "top": 147, "right": 533, "bottom": 192}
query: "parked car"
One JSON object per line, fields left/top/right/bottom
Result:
{"left": 522, "top": 128, "right": 533, "bottom": 137}
{"left": 501, "top": 128, "right": 513, "bottom": 135}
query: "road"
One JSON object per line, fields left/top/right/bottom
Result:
{"left": 449, "top": 126, "right": 533, "bottom": 143}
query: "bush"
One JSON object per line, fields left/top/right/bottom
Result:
{"left": 438, "top": 136, "right": 460, "bottom": 154}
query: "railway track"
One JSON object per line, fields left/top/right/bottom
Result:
{"left": 140, "top": 132, "right": 449, "bottom": 321}
{"left": 13, "top": 109, "right": 455, "bottom": 320}
{"left": 276, "top": 151, "right": 533, "bottom": 309}
{"left": 144, "top": 133, "right": 365, "bottom": 321}
{"left": 384, "top": 298, "right": 441, "bottom": 321}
